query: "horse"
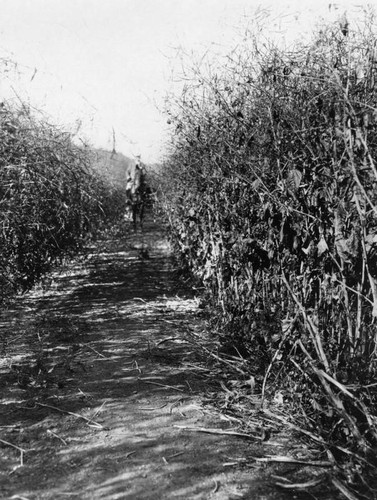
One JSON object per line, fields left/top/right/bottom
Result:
{"left": 131, "top": 187, "right": 146, "bottom": 230}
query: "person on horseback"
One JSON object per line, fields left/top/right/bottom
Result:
{"left": 134, "top": 163, "right": 145, "bottom": 192}
{"left": 124, "top": 163, "right": 147, "bottom": 230}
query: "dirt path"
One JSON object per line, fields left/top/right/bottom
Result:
{"left": 0, "top": 221, "right": 299, "bottom": 500}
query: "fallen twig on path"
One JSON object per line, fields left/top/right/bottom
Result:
{"left": 47, "top": 429, "right": 67, "bottom": 445}
{"left": 331, "top": 478, "right": 359, "bottom": 500}
{"left": 192, "top": 343, "right": 247, "bottom": 376}
{"left": 183, "top": 362, "right": 211, "bottom": 372}
{"left": 0, "top": 438, "right": 27, "bottom": 453}
{"left": 169, "top": 396, "right": 192, "bottom": 413}
{"left": 223, "top": 455, "right": 248, "bottom": 466}
{"left": 87, "top": 401, "right": 106, "bottom": 426}
{"left": 36, "top": 402, "right": 103, "bottom": 429}
{"left": 133, "top": 360, "right": 142, "bottom": 373}
{"left": 78, "top": 388, "right": 92, "bottom": 400}
{"left": 250, "top": 455, "right": 333, "bottom": 467}
{"left": 139, "top": 403, "right": 168, "bottom": 411}
{"left": 219, "top": 413, "right": 242, "bottom": 425}
{"left": 166, "top": 451, "right": 185, "bottom": 459}
{"left": 185, "top": 380, "right": 193, "bottom": 393}
{"left": 212, "top": 480, "right": 220, "bottom": 493}
{"left": 141, "top": 379, "right": 185, "bottom": 392}
{"left": 0, "top": 437, "right": 26, "bottom": 473}
{"left": 54, "top": 493, "right": 81, "bottom": 497}
{"left": 271, "top": 475, "right": 291, "bottom": 483}
{"left": 275, "top": 478, "right": 323, "bottom": 489}
{"left": 155, "top": 336, "right": 185, "bottom": 346}
{"left": 81, "top": 343, "right": 107, "bottom": 358}
{"left": 173, "top": 425, "right": 261, "bottom": 440}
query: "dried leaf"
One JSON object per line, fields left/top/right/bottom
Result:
{"left": 317, "top": 236, "right": 328, "bottom": 256}
{"left": 287, "top": 169, "right": 302, "bottom": 192}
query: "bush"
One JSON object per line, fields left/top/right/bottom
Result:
{"left": 0, "top": 102, "right": 123, "bottom": 303}
{"left": 161, "top": 15, "right": 377, "bottom": 498}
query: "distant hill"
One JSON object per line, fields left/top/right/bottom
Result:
{"left": 92, "top": 148, "right": 134, "bottom": 187}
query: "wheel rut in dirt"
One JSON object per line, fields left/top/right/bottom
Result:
{"left": 0, "top": 221, "right": 295, "bottom": 500}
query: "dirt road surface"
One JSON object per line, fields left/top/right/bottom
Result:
{"left": 0, "top": 221, "right": 310, "bottom": 500}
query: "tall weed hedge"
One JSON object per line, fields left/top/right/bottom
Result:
{"left": 161, "top": 18, "right": 377, "bottom": 498}
{"left": 0, "top": 102, "right": 124, "bottom": 304}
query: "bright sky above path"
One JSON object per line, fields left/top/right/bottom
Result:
{"left": 0, "top": 0, "right": 370, "bottom": 164}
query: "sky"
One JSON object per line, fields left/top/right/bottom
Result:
{"left": 0, "top": 0, "right": 370, "bottom": 163}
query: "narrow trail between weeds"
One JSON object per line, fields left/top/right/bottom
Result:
{"left": 0, "top": 221, "right": 297, "bottom": 500}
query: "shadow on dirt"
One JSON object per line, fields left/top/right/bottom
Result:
{"left": 0, "top": 220, "right": 311, "bottom": 500}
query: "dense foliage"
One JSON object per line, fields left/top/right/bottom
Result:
{"left": 161, "top": 18, "right": 377, "bottom": 498}
{"left": 0, "top": 102, "right": 126, "bottom": 305}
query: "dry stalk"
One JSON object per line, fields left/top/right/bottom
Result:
{"left": 0, "top": 438, "right": 26, "bottom": 472}
{"left": 141, "top": 379, "right": 185, "bottom": 392}
{"left": 315, "top": 369, "right": 377, "bottom": 442}
{"left": 261, "top": 311, "right": 299, "bottom": 408}
{"left": 314, "top": 372, "right": 365, "bottom": 445}
{"left": 275, "top": 478, "right": 323, "bottom": 489}
{"left": 281, "top": 273, "right": 330, "bottom": 371}
{"left": 87, "top": 401, "right": 106, "bottom": 426}
{"left": 173, "top": 424, "right": 262, "bottom": 440}
{"left": 331, "top": 477, "right": 359, "bottom": 500}
{"left": 36, "top": 402, "right": 103, "bottom": 429}
{"left": 211, "top": 479, "right": 219, "bottom": 494}
{"left": 262, "top": 409, "right": 373, "bottom": 467}
{"left": 139, "top": 403, "right": 168, "bottom": 411}
{"left": 166, "top": 451, "right": 185, "bottom": 459}
{"left": 0, "top": 438, "right": 27, "bottom": 453}
{"left": 354, "top": 192, "right": 377, "bottom": 318}
{"left": 47, "top": 429, "right": 67, "bottom": 445}
{"left": 155, "top": 336, "right": 184, "bottom": 346}
{"left": 194, "top": 343, "right": 247, "bottom": 376}
{"left": 345, "top": 135, "right": 377, "bottom": 217}
{"left": 251, "top": 455, "right": 332, "bottom": 467}
{"left": 81, "top": 343, "right": 107, "bottom": 358}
